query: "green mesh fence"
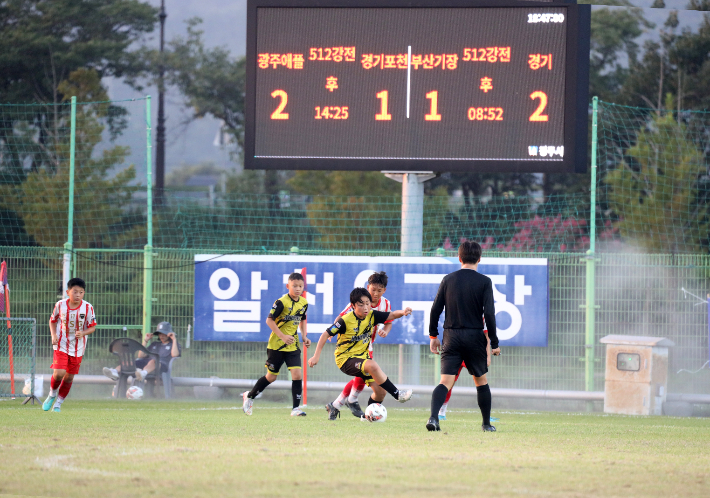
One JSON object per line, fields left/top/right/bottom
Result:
{"left": 0, "top": 99, "right": 149, "bottom": 249}
{"left": 1, "top": 98, "right": 709, "bottom": 398}
{"left": 1, "top": 247, "right": 707, "bottom": 395}
{"left": 0, "top": 318, "right": 36, "bottom": 397}
{"left": 150, "top": 189, "right": 590, "bottom": 254}
{"left": 597, "top": 100, "right": 710, "bottom": 254}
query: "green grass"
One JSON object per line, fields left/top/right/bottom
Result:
{"left": 0, "top": 399, "right": 708, "bottom": 498}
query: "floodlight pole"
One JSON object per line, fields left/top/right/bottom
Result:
{"left": 384, "top": 171, "right": 436, "bottom": 385}
{"left": 155, "top": 0, "right": 167, "bottom": 206}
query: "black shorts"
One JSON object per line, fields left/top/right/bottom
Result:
{"left": 265, "top": 348, "right": 301, "bottom": 375}
{"left": 339, "top": 357, "right": 374, "bottom": 384}
{"left": 135, "top": 357, "right": 168, "bottom": 374}
{"left": 440, "top": 328, "right": 488, "bottom": 378}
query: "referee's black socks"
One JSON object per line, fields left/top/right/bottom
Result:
{"left": 430, "top": 384, "right": 449, "bottom": 419}
{"left": 248, "top": 375, "right": 272, "bottom": 399}
{"left": 292, "top": 379, "right": 302, "bottom": 409}
{"left": 477, "top": 384, "right": 492, "bottom": 425}
{"left": 378, "top": 378, "right": 399, "bottom": 400}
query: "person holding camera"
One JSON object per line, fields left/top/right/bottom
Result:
{"left": 103, "top": 321, "right": 181, "bottom": 382}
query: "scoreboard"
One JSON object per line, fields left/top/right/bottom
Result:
{"left": 245, "top": 1, "right": 590, "bottom": 173}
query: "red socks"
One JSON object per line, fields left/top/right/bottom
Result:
{"left": 341, "top": 379, "right": 354, "bottom": 398}
{"left": 352, "top": 376, "right": 366, "bottom": 392}
{"left": 50, "top": 376, "right": 61, "bottom": 391}
{"left": 58, "top": 380, "right": 73, "bottom": 399}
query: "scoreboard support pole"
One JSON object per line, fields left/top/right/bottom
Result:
{"left": 384, "top": 171, "right": 436, "bottom": 384}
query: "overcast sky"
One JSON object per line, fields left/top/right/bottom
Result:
{"left": 104, "top": 1, "right": 709, "bottom": 179}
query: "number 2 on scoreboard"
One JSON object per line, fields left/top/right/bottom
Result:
{"left": 271, "top": 90, "right": 289, "bottom": 120}
{"left": 529, "top": 91, "right": 548, "bottom": 122}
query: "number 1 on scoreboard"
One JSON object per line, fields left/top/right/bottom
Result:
{"left": 375, "top": 90, "right": 392, "bottom": 121}
{"left": 425, "top": 91, "right": 441, "bottom": 121}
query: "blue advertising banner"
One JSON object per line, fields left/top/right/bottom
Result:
{"left": 193, "top": 256, "right": 549, "bottom": 346}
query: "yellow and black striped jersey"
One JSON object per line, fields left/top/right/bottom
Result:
{"left": 267, "top": 293, "right": 307, "bottom": 352}
{"left": 327, "top": 309, "right": 389, "bottom": 368}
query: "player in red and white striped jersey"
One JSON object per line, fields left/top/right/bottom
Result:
{"left": 42, "top": 277, "right": 96, "bottom": 413}
{"left": 326, "top": 271, "right": 392, "bottom": 419}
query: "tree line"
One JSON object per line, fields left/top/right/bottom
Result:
{"left": 0, "top": 0, "right": 709, "bottom": 252}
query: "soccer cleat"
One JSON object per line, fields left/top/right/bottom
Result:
{"left": 325, "top": 403, "right": 340, "bottom": 421}
{"left": 102, "top": 367, "right": 119, "bottom": 381}
{"left": 482, "top": 424, "right": 497, "bottom": 432}
{"left": 438, "top": 414, "right": 447, "bottom": 421}
{"left": 52, "top": 405, "right": 61, "bottom": 413}
{"left": 290, "top": 408, "right": 307, "bottom": 417}
{"left": 343, "top": 399, "right": 365, "bottom": 418}
{"left": 242, "top": 391, "right": 254, "bottom": 416}
{"left": 42, "top": 395, "right": 57, "bottom": 412}
{"left": 396, "top": 389, "right": 413, "bottom": 403}
{"left": 426, "top": 417, "right": 441, "bottom": 432}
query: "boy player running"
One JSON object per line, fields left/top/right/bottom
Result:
{"left": 309, "top": 287, "right": 413, "bottom": 421}
{"left": 329, "top": 271, "right": 391, "bottom": 418}
{"left": 242, "top": 273, "right": 310, "bottom": 416}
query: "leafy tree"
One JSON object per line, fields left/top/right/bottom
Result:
{"left": 1, "top": 69, "right": 143, "bottom": 248}
{"left": 604, "top": 95, "right": 709, "bottom": 253}
{"left": 0, "top": 0, "right": 156, "bottom": 182}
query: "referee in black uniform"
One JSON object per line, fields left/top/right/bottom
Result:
{"left": 426, "top": 241, "right": 500, "bottom": 432}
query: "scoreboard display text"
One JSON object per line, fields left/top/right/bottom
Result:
{"left": 245, "top": 1, "right": 590, "bottom": 173}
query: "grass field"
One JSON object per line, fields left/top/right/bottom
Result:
{"left": 0, "top": 399, "right": 708, "bottom": 498}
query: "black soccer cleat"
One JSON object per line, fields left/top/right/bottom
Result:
{"left": 426, "top": 417, "right": 441, "bottom": 432}
{"left": 325, "top": 403, "right": 340, "bottom": 421}
{"left": 343, "top": 399, "right": 365, "bottom": 418}
{"left": 482, "top": 424, "right": 497, "bottom": 432}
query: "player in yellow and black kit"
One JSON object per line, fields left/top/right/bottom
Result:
{"left": 308, "top": 287, "right": 414, "bottom": 421}
{"left": 242, "top": 273, "right": 310, "bottom": 417}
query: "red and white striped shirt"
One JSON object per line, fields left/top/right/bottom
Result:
{"left": 50, "top": 299, "right": 96, "bottom": 357}
{"left": 339, "top": 297, "right": 392, "bottom": 352}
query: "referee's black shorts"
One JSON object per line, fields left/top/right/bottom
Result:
{"left": 440, "top": 328, "right": 488, "bottom": 378}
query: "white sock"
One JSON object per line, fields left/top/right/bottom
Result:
{"left": 439, "top": 402, "right": 448, "bottom": 416}
{"left": 49, "top": 388, "right": 58, "bottom": 397}
{"left": 333, "top": 394, "right": 346, "bottom": 410}
{"left": 54, "top": 396, "right": 66, "bottom": 407}
{"left": 348, "top": 387, "right": 364, "bottom": 404}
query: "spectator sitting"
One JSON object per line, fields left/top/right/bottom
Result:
{"left": 103, "top": 322, "right": 181, "bottom": 382}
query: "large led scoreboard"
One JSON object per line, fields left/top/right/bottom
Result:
{"left": 245, "top": 1, "right": 590, "bottom": 173}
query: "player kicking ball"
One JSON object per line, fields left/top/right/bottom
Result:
{"left": 242, "top": 273, "right": 310, "bottom": 417}
{"left": 328, "top": 271, "right": 392, "bottom": 419}
{"left": 308, "top": 287, "right": 413, "bottom": 421}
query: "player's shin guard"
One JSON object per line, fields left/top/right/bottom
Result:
{"left": 430, "top": 384, "right": 449, "bottom": 419}
{"left": 248, "top": 376, "right": 272, "bottom": 399}
{"left": 341, "top": 379, "right": 354, "bottom": 398}
{"left": 378, "top": 378, "right": 399, "bottom": 400}
{"left": 292, "top": 380, "right": 302, "bottom": 409}
{"left": 476, "top": 384, "right": 492, "bottom": 425}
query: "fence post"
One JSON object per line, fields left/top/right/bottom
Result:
{"left": 63, "top": 96, "right": 77, "bottom": 291}
{"left": 585, "top": 96, "right": 599, "bottom": 393}
{"left": 143, "top": 96, "right": 153, "bottom": 340}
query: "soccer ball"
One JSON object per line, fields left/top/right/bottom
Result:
{"left": 364, "top": 403, "right": 387, "bottom": 422}
{"left": 126, "top": 386, "right": 143, "bottom": 400}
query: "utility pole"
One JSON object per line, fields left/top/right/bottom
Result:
{"left": 155, "top": 0, "right": 167, "bottom": 205}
